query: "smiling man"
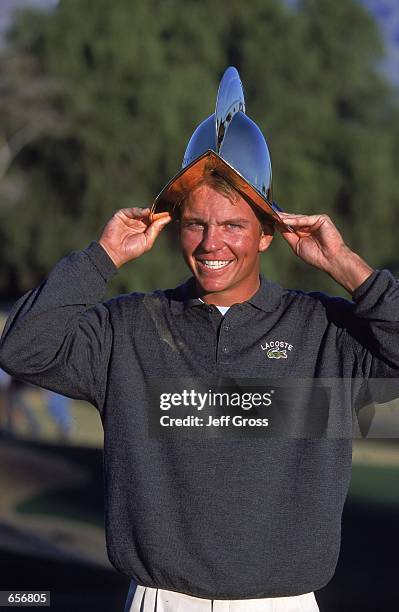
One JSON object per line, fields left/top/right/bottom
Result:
{"left": 179, "top": 178, "right": 274, "bottom": 305}
{"left": 1, "top": 68, "right": 399, "bottom": 612}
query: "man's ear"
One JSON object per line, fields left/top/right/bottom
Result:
{"left": 258, "top": 222, "right": 274, "bottom": 253}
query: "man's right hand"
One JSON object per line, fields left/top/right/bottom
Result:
{"left": 99, "top": 207, "right": 172, "bottom": 268}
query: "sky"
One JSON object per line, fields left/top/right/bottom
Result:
{"left": 0, "top": 0, "right": 56, "bottom": 39}
{"left": 361, "top": 0, "right": 399, "bottom": 84}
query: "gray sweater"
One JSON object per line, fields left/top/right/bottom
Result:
{"left": 0, "top": 240, "right": 398, "bottom": 599}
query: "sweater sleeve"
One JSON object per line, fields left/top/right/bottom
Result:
{"left": 0, "top": 241, "right": 118, "bottom": 412}
{"left": 351, "top": 269, "right": 399, "bottom": 374}
{"left": 348, "top": 269, "right": 399, "bottom": 411}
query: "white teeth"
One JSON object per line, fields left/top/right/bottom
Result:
{"left": 199, "top": 260, "right": 231, "bottom": 270}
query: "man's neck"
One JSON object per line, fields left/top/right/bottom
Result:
{"left": 195, "top": 276, "right": 261, "bottom": 306}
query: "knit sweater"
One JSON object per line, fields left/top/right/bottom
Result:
{"left": 0, "top": 241, "right": 398, "bottom": 599}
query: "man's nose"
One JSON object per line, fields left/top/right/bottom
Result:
{"left": 200, "top": 225, "right": 224, "bottom": 251}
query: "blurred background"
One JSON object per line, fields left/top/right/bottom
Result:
{"left": 0, "top": 0, "right": 398, "bottom": 610}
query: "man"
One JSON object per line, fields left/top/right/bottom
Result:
{"left": 1, "top": 68, "right": 398, "bottom": 612}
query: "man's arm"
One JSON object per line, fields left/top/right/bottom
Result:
{"left": 0, "top": 207, "right": 171, "bottom": 411}
{"left": 0, "top": 242, "right": 117, "bottom": 409}
{"left": 278, "top": 211, "right": 399, "bottom": 370}
{"left": 278, "top": 211, "right": 399, "bottom": 415}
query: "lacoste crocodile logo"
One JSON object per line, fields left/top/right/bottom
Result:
{"left": 267, "top": 348, "right": 287, "bottom": 359}
{"left": 261, "top": 340, "right": 293, "bottom": 359}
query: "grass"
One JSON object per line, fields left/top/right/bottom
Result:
{"left": 15, "top": 484, "right": 105, "bottom": 528}
{"left": 349, "top": 463, "right": 399, "bottom": 507}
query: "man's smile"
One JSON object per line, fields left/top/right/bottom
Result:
{"left": 195, "top": 258, "right": 235, "bottom": 271}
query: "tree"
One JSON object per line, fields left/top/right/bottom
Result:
{"left": 0, "top": 0, "right": 398, "bottom": 299}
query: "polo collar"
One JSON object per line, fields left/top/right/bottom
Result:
{"left": 168, "top": 274, "right": 283, "bottom": 315}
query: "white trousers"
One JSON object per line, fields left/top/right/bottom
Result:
{"left": 127, "top": 584, "right": 320, "bottom": 612}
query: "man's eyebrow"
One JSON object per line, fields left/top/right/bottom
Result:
{"left": 221, "top": 217, "right": 250, "bottom": 225}
{"left": 181, "top": 216, "right": 250, "bottom": 225}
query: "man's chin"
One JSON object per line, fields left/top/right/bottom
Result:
{"left": 193, "top": 274, "right": 232, "bottom": 296}
{"left": 187, "top": 260, "right": 241, "bottom": 297}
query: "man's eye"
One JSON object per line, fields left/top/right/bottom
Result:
{"left": 184, "top": 222, "right": 203, "bottom": 228}
{"left": 226, "top": 223, "right": 241, "bottom": 229}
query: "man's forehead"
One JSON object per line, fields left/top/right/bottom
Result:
{"left": 181, "top": 185, "right": 254, "bottom": 219}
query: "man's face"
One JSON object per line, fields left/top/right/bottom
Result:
{"left": 179, "top": 183, "right": 274, "bottom": 305}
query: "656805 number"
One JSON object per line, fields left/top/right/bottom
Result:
{"left": 4, "top": 592, "right": 49, "bottom": 606}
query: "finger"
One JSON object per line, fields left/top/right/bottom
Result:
{"left": 143, "top": 215, "right": 172, "bottom": 249}
{"left": 119, "top": 207, "right": 151, "bottom": 219}
{"left": 277, "top": 225, "right": 300, "bottom": 251}
{"left": 278, "top": 215, "right": 318, "bottom": 224}
{"left": 278, "top": 213, "right": 327, "bottom": 228}
{"left": 148, "top": 211, "right": 172, "bottom": 224}
{"left": 278, "top": 212, "right": 314, "bottom": 219}
{"left": 275, "top": 219, "right": 296, "bottom": 233}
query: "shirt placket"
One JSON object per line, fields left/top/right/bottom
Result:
{"left": 209, "top": 304, "right": 243, "bottom": 368}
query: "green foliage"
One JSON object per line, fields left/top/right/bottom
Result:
{"left": 1, "top": 0, "right": 398, "bottom": 299}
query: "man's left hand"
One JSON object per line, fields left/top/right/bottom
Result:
{"left": 277, "top": 212, "right": 374, "bottom": 294}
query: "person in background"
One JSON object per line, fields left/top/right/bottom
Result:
{"left": 5, "top": 376, "right": 40, "bottom": 437}
{"left": 46, "top": 389, "right": 73, "bottom": 441}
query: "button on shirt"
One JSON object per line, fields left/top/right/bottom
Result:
{"left": 166, "top": 275, "right": 289, "bottom": 372}
{"left": 1, "top": 241, "right": 399, "bottom": 600}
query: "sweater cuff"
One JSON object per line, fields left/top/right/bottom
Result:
{"left": 352, "top": 269, "right": 392, "bottom": 306}
{"left": 83, "top": 241, "right": 119, "bottom": 282}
